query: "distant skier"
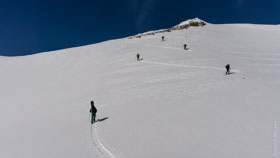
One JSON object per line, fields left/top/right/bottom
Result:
{"left": 89, "top": 101, "right": 97, "bottom": 124}
{"left": 136, "top": 53, "right": 140, "bottom": 61}
{"left": 162, "top": 36, "right": 165, "bottom": 42}
{"left": 225, "top": 64, "right": 231, "bottom": 75}
{"left": 184, "top": 44, "right": 187, "bottom": 50}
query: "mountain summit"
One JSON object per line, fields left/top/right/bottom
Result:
{"left": 129, "top": 18, "right": 206, "bottom": 39}
{"left": 172, "top": 18, "right": 206, "bottom": 29}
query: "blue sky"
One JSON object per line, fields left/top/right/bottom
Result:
{"left": 0, "top": 0, "right": 280, "bottom": 56}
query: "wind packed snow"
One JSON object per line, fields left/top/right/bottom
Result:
{"left": 1, "top": 21, "right": 280, "bottom": 158}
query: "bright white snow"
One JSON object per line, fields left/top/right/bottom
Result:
{"left": 1, "top": 21, "right": 280, "bottom": 158}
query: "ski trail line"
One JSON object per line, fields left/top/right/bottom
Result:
{"left": 90, "top": 124, "right": 117, "bottom": 158}
{"left": 168, "top": 36, "right": 187, "bottom": 40}
{"left": 142, "top": 60, "right": 229, "bottom": 71}
{"left": 144, "top": 44, "right": 186, "bottom": 51}
{"left": 90, "top": 125, "right": 104, "bottom": 156}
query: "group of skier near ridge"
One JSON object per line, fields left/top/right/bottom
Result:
{"left": 137, "top": 36, "right": 232, "bottom": 75}
{"left": 90, "top": 36, "right": 232, "bottom": 124}
{"left": 136, "top": 36, "right": 188, "bottom": 62}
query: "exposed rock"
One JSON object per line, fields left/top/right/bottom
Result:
{"left": 128, "top": 18, "right": 206, "bottom": 39}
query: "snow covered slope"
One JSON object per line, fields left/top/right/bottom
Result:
{"left": 1, "top": 21, "right": 280, "bottom": 158}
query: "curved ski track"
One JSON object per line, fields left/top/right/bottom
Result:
{"left": 90, "top": 124, "right": 117, "bottom": 158}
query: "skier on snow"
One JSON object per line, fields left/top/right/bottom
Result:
{"left": 89, "top": 101, "right": 97, "bottom": 124}
{"left": 136, "top": 53, "right": 140, "bottom": 61}
{"left": 225, "top": 64, "right": 231, "bottom": 75}
{"left": 184, "top": 44, "right": 187, "bottom": 50}
{"left": 162, "top": 36, "right": 165, "bottom": 42}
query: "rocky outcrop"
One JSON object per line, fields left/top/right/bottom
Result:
{"left": 128, "top": 18, "right": 206, "bottom": 39}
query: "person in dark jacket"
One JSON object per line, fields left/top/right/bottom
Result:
{"left": 184, "top": 44, "right": 187, "bottom": 50}
{"left": 225, "top": 64, "right": 231, "bottom": 75}
{"left": 162, "top": 36, "right": 165, "bottom": 42}
{"left": 89, "top": 101, "right": 97, "bottom": 124}
{"left": 136, "top": 53, "right": 140, "bottom": 61}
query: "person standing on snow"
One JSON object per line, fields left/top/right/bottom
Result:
{"left": 184, "top": 44, "right": 187, "bottom": 50}
{"left": 136, "top": 53, "right": 140, "bottom": 61}
{"left": 225, "top": 64, "right": 231, "bottom": 75}
{"left": 162, "top": 36, "right": 165, "bottom": 42}
{"left": 89, "top": 101, "right": 97, "bottom": 124}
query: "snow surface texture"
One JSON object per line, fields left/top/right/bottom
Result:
{"left": 1, "top": 21, "right": 280, "bottom": 158}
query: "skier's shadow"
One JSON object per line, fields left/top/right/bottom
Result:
{"left": 226, "top": 72, "right": 236, "bottom": 75}
{"left": 97, "top": 117, "right": 109, "bottom": 122}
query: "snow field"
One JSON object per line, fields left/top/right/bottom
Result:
{"left": 1, "top": 22, "right": 280, "bottom": 158}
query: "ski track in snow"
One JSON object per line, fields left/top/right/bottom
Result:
{"left": 118, "top": 60, "right": 242, "bottom": 100}
{"left": 144, "top": 44, "right": 191, "bottom": 51}
{"left": 90, "top": 124, "right": 117, "bottom": 158}
{"left": 168, "top": 36, "right": 187, "bottom": 40}
{"left": 142, "top": 60, "right": 233, "bottom": 71}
